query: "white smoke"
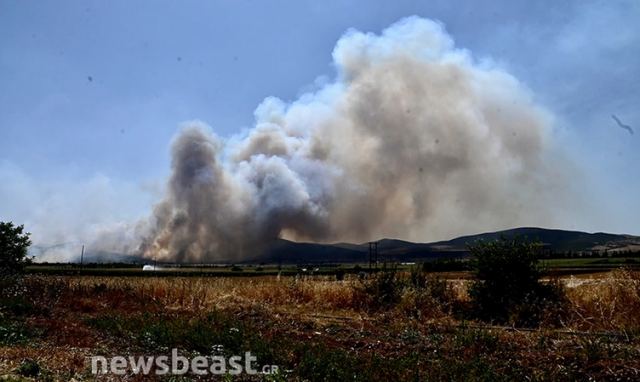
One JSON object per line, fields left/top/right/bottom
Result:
{"left": 136, "top": 16, "right": 573, "bottom": 262}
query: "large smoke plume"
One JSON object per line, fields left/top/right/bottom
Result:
{"left": 140, "top": 17, "right": 569, "bottom": 262}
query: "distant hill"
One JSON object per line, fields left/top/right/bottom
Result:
{"left": 250, "top": 227, "right": 640, "bottom": 264}
{"left": 31, "top": 227, "right": 640, "bottom": 264}
{"left": 433, "top": 227, "right": 640, "bottom": 253}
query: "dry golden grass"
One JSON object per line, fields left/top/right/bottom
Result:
{"left": 60, "top": 275, "right": 367, "bottom": 316}
{"left": 50, "top": 269, "right": 640, "bottom": 333}
{"left": 566, "top": 269, "right": 640, "bottom": 332}
{"left": 4, "top": 271, "right": 640, "bottom": 380}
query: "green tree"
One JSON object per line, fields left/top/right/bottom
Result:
{"left": 468, "top": 236, "right": 565, "bottom": 327}
{"left": 0, "top": 221, "right": 32, "bottom": 276}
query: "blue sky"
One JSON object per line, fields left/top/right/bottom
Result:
{"left": 1, "top": 0, "right": 639, "bottom": 246}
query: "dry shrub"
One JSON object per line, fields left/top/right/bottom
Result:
{"left": 352, "top": 268, "right": 458, "bottom": 317}
{"left": 357, "top": 270, "right": 405, "bottom": 310}
{"left": 398, "top": 288, "right": 446, "bottom": 320}
{"left": 567, "top": 269, "right": 640, "bottom": 331}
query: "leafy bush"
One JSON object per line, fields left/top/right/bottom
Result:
{"left": 468, "top": 236, "right": 566, "bottom": 326}
{"left": 0, "top": 222, "right": 32, "bottom": 277}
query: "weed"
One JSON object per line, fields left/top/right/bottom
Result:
{"left": 15, "top": 359, "right": 39, "bottom": 378}
{"left": 294, "top": 343, "right": 363, "bottom": 381}
{"left": 0, "top": 317, "right": 34, "bottom": 345}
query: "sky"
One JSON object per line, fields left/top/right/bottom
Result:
{"left": 1, "top": 0, "right": 639, "bottom": 250}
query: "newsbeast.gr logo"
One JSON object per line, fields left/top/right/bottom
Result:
{"left": 91, "top": 349, "right": 279, "bottom": 376}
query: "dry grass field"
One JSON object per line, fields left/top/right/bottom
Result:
{"left": 2, "top": 270, "right": 640, "bottom": 381}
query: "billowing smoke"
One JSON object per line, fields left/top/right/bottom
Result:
{"left": 140, "top": 17, "right": 570, "bottom": 262}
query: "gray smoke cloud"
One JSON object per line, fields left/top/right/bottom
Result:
{"left": 139, "top": 17, "right": 572, "bottom": 262}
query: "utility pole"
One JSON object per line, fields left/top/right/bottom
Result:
{"left": 80, "top": 244, "right": 84, "bottom": 271}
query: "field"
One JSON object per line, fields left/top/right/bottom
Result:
{"left": 25, "top": 255, "right": 640, "bottom": 277}
{"left": 2, "top": 268, "right": 640, "bottom": 381}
